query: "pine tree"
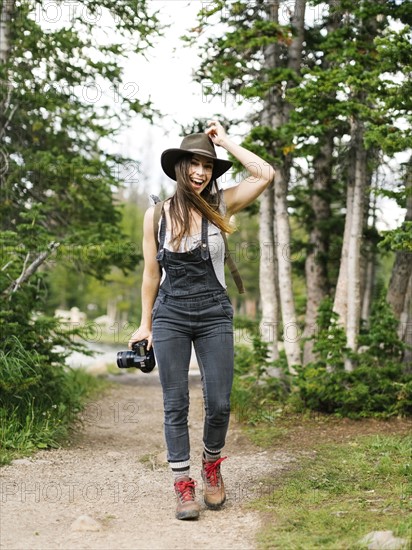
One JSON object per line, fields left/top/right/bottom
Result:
{"left": 0, "top": 0, "right": 160, "bottom": 358}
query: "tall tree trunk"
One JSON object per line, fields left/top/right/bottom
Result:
{"left": 387, "top": 160, "right": 412, "bottom": 322}
{"left": 303, "top": 136, "right": 332, "bottom": 365}
{"left": 387, "top": 251, "right": 412, "bottom": 321}
{"left": 387, "top": 159, "right": 412, "bottom": 372}
{"left": 259, "top": 184, "right": 279, "bottom": 361}
{"left": 361, "top": 171, "right": 378, "bottom": 324}
{"left": 273, "top": 0, "right": 306, "bottom": 371}
{"left": 360, "top": 244, "right": 375, "bottom": 323}
{"left": 401, "top": 274, "right": 412, "bottom": 373}
{"left": 333, "top": 143, "right": 356, "bottom": 327}
{"left": 345, "top": 118, "right": 367, "bottom": 370}
{"left": 0, "top": 0, "right": 15, "bottom": 192}
{"left": 303, "top": 5, "right": 340, "bottom": 364}
{"left": 275, "top": 164, "right": 300, "bottom": 370}
{"left": 259, "top": 5, "right": 280, "bottom": 364}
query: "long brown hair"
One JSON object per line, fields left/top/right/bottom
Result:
{"left": 168, "top": 155, "right": 234, "bottom": 250}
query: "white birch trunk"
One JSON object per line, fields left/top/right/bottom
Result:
{"left": 345, "top": 120, "right": 367, "bottom": 370}
{"left": 258, "top": 2, "right": 280, "bottom": 365}
{"left": 333, "top": 145, "right": 356, "bottom": 327}
{"left": 259, "top": 184, "right": 279, "bottom": 362}
{"left": 275, "top": 166, "right": 300, "bottom": 371}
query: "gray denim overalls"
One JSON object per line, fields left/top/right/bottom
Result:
{"left": 151, "top": 212, "right": 234, "bottom": 468}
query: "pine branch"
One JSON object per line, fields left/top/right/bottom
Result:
{"left": 3, "top": 241, "right": 60, "bottom": 298}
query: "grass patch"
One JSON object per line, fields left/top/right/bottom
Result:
{"left": 251, "top": 432, "right": 412, "bottom": 549}
{"left": 245, "top": 424, "right": 289, "bottom": 448}
{"left": 0, "top": 340, "right": 110, "bottom": 465}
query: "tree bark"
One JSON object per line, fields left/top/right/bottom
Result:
{"left": 360, "top": 170, "right": 378, "bottom": 324}
{"left": 333, "top": 142, "right": 356, "bottom": 327}
{"left": 388, "top": 254, "right": 412, "bottom": 320}
{"left": 401, "top": 274, "right": 412, "bottom": 373}
{"left": 258, "top": 3, "right": 281, "bottom": 364}
{"left": 345, "top": 118, "right": 367, "bottom": 370}
{"left": 275, "top": 165, "right": 300, "bottom": 370}
{"left": 259, "top": 184, "right": 279, "bottom": 361}
{"left": 273, "top": 0, "right": 306, "bottom": 371}
{"left": 303, "top": 136, "right": 332, "bottom": 364}
{"left": 360, "top": 245, "right": 375, "bottom": 323}
{"left": 0, "top": 0, "right": 15, "bottom": 192}
{"left": 387, "top": 160, "right": 412, "bottom": 320}
{"left": 302, "top": 4, "right": 341, "bottom": 364}
{"left": 387, "top": 159, "right": 412, "bottom": 372}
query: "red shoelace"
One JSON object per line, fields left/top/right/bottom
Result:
{"left": 175, "top": 479, "right": 196, "bottom": 502}
{"left": 203, "top": 456, "right": 227, "bottom": 486}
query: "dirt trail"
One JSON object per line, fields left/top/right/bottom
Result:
{"left": 0, "top": 371, "right": 296, "bottom": 550}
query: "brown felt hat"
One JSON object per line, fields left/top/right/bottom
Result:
{"left": 161, "top": 133, "right": 233, "bottom": 181}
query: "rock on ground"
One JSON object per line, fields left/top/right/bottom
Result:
{"left": 359, "top": 530, "right": 409, "bottom": 550}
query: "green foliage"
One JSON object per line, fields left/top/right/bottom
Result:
{"left": 0, "top": 1, "right": 158, "bottom": 458}
{"left": 190, "top": 0, "right": 411, "bottom": 303}
{"left": 0, "top": 0, "right": 157, "bottom": 360}
{"left": 0, "top": 337, "right": 107, "bottom": 464}
{"left": 232, "top": 296, "right": 411, "bottom": 419}
{"left": 46, "top": 196, "right": 146, "bottom": 324}
{"left": 379, "top": 221, "right": 412, "bottom": 252}
{"left": 312, "top": 298, "right": 350, "bottom": 370}
{"left": 231, "top": 317, "right": 290, "bottom": 424}
{"left": 294, "top": 362, "right": 412, "bottom": 418}
{"left": 187, "top": 0, "right": 412, "bottom": 417}
{"left": 294, "top": 297, "right": 411, "bottom": 418}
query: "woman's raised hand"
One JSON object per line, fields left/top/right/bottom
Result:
{"left": 205, "top": 120, "right": 228, "bottom": 147}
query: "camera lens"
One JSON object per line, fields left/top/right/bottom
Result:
{"left": 116, "top": 350, "right": 136, "bottom": 368}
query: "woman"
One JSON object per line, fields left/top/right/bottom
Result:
{"left": 128, "top": 120, "right": 274, "bottom": 520}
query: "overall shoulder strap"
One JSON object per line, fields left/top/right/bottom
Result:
{"left": 221, "top": 232, "right": 245, "bottom": 294}
{"left": 153, "top": 200, "right": 164, "bottom": 250}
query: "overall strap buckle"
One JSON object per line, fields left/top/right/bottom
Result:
{"left": 201, "top": 217, "right": 209, "bottom": 260}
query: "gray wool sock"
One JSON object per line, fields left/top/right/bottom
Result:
{"left": 172, "top": 467, "right": 190, "bottom": 481}
{"left": 203, "top": 448, "right": 221, "bottom": 462}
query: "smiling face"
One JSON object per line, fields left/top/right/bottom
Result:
{"left": 188, "top": 154, "right": 214, "bottom": 194}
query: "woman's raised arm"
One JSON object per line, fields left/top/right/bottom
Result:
{"left": 205, "top": 120, "right": 275, "bottom": 215}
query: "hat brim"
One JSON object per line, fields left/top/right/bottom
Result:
{"left": 161, "top": 148, "right": 232, "bottom": 181}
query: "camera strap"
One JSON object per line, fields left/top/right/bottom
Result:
{"left": 150, "top": 196, "right": 245, "bottom": 294}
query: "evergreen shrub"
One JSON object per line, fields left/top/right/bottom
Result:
{"left": 232, "top": 299, "right": 412, "bottom": 419}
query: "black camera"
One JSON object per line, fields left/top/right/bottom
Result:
{"left": 116, "top": 340, "right": 156, "bottom": 373}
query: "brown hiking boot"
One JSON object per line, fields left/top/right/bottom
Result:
{"left": 201, "top": 456, "right": 227, "bottom": 509}
{"left": 174, "top": 477, "right": 200, "bottom": 520}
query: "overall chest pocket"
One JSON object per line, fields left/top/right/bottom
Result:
{"left": 167, "top": 256, "right": 207, "bottom": 296}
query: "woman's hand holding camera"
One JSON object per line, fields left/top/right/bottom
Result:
{"left": 128, "top": 327, "right": 152, "bottom": 350}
